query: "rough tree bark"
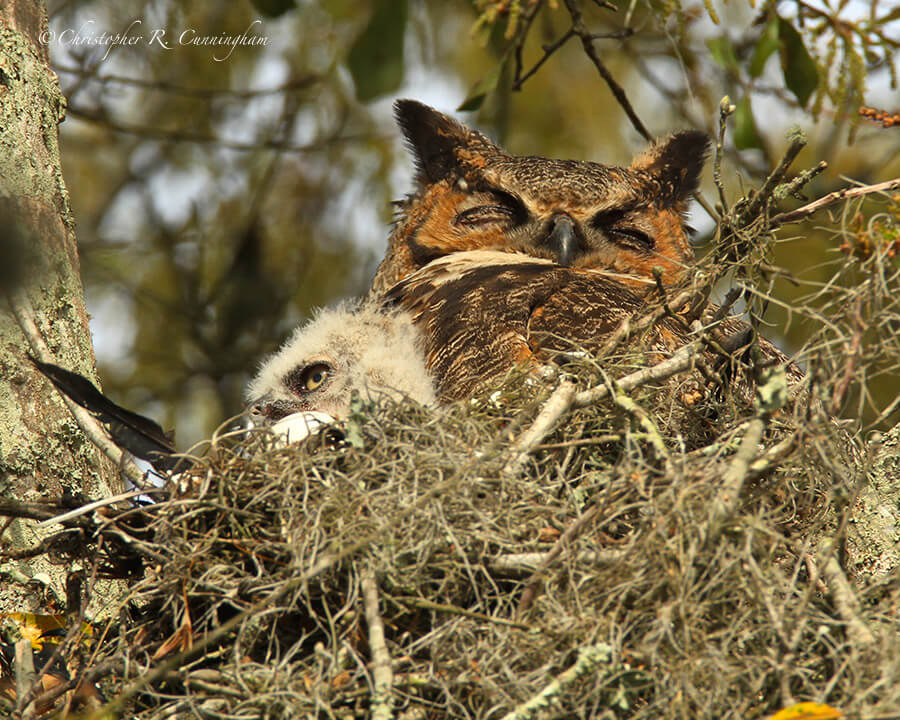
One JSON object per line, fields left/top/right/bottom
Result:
{"left": 0, "top": 0, "right": 122, "bottom": 613}
{"left": 846, "top": 423, "right": 900, "bottom": 582}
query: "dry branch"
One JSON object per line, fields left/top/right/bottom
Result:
{"left": 817, "top": 540, "right": 876, "bottom": 648}
{"left": 361, "top": 565, "right": 394, "bottom": 720}
{"left": 562, "top": 0, "right": 650, "bottom": 142}
{"left": 500, "top": 642, "right": 614, "bottom": 720}
{"left": 517, "top": 502, "right": 602, "bottom": 618}
{"left": 705, "top": 417, "right": 766, "bottom": 544}
{"left": 14, "top": 639, "right": 36, "bottom": 719}
{"left": 770, "top": 177, "right": 900, "bottom": 227}
{"left": 502, "top": 380, "right": 577, "bottom": 478}
{"left": 573, "top": 338, "right": 704, "bottom": 408}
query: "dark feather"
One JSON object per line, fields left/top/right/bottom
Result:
{"left": 29, "top": 356, "right": 180, "bottom": 472}
{"left": 385, "top": 251, "right": 804, "bottom": 403}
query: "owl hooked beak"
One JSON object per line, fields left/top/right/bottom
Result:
{"left": 544, "top": 214, "right": 580, "bottom": 267}
{"left": 247, "top": 393, "right": 303, "bottom": 424}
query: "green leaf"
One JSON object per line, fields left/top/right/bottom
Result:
{"left": 347, "top": 0, "right": 408, "bottom": 102}
{"left": 777, "top": 18, "right": 819, "bottom": 107}
{"left": 749, "top": 18, "right": 780, "bottom": 78}
{"left": 457, "top": 59, "right": 506, "bottom": 112}
{"left": 733, "top": 96, "right": 764, "bottom": 150}
{"left": 706, "top": 36, "right": 739, "bottom": 72}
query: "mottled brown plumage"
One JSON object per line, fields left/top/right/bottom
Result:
{"left": 384, "top": 251, "right": 802, "bottom": 403}
{"left": 370, "top": 100, "right": 710, "bottom": 297}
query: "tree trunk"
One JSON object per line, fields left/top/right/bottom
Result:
{"left": 0, "top": 0, "right": 123, "bottom": 613}
{"left": 846, "top": 423, "right": 900, "bottom": 582}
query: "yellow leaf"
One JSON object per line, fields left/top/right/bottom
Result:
{"left": 1, "top": 613, "right": 65, "bottom": 650}
{"left": 768, "top": 702, "right": 843, "bottom": 720}
{"left": 1, "top": 612, "right": 93, "bottom": 651}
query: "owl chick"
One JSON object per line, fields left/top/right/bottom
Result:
{"left": 384, "top": 250, "right": 802, "bottom": 402}
{"left": 370, "top": 100, "right": 710, "bottom": 296}
{"left": 245, "top": 302, "right": 436, "bottom": 428}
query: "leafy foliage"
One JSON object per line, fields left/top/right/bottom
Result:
{"left": 348, "top": 0, "right": 408, "bottom": 100}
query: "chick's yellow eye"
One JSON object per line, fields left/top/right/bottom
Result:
{"left": 303, "top": 364, "right": 329, "bottom": 392}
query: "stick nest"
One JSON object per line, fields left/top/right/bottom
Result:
{"left": 26, "top": 347, "right": 900, "bottom": 720}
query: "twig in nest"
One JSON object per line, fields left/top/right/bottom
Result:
{"left": 491, "top": 549, "right": 626, "bottom": 577}
{"left": 705, "top": 416, "right": 766, "bottom": 544}
{"left": 612, "top": 389, "right": 672, "bottom": 469}
{"left": 360, "top": 565, "right": 394, "bottom": 720}
{"left": 35, "top": 488, "right": 167, "bottom": 528}
{"left": 392, "top": 596, "right": 533, "bottom": 631}
{"left": 829, "top": 302, "right": 865, "bottom": 415}
{"left": 502, "top": 380, "right": 577, "bottom": 478}
{"left": 14, "top": 639, "right": 37, "bottom": 718}
{"left": 740, "top": 129, "right": 808, "bottom": 225}
{"left": 594, "top": 281, "right": 698, "bottom": 359}
{"left": 705, "top": 366, "right": 788, "bottom": 544}
{"left": 770, "top": 177, "right": 900, "bottom": 227}
{"left": 503, "top": 335, "right": 705, "bottom": 481}
{"left": 573, "top": 338, "right": 704, "bottom": 408}
{"left": 516, "top": 502, "right": 602, "bottom": 618}
{"left": 747, "top": 434, "right": 798, "bottom": 480}
{"left": 499, "top": 641, "right": 614, "bottom": 720}
{"left": 816, "top": 540, "right": 876, "bottom": 648}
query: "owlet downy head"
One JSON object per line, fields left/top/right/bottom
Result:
{"left": 245, "top": 302, "right": 436, "bottom": 429}
{"left": 370, "top": 100, "right": 711, "bottom": 296}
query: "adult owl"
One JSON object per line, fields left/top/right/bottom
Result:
{"left": 370, "top": 100, "right": 710, "bottom": 297}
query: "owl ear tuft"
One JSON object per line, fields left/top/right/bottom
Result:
{"left": 394, "top": 99, "right": 495, "bottom": 184}
{"left": 630, "top": 130, "right": 711, "bottom": 201}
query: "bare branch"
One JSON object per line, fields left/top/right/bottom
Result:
{"left": 500, "top": 641, "right": 614, "bottom": 720}
{"left": 516, "top": 502, "right": 602, "bottom": 618}
{"left": 361, "top": 565, "right": 394, "bottom": 720}
{"left": 66, "top": 106, "right": 372, "bottom": 153}
{"left": 816, "top": 540, "right": 876, "bottom": 648}
{"left": 770, "top": 177, "right": 900, "bottom": 227}
{"left": 502, "top": 380, "right": 577, "bottom": 478}
{"left": 14, "top": 639, "right": 37, "bottom": 719}
{"left": 55, "top": 64, "right": 321, "bottom": 98}
{"left": 561, "top": 0, "right": 651, "bottom": 141}
{"left": 572, "top": 339, "right": 704, "bottom": 408}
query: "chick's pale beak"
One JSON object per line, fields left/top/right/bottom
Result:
{"left": 270, "top": 411, "right": 337, "bottom": 446}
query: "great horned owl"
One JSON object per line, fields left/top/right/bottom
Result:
{"left": 370, "top": 100, "right": 710, "bottom": 297}
{"left": 245, "top": 302, "right": 436, "bottom": 425}
{"left": 385, "top": 250, "right": 802, "bottom": 402}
